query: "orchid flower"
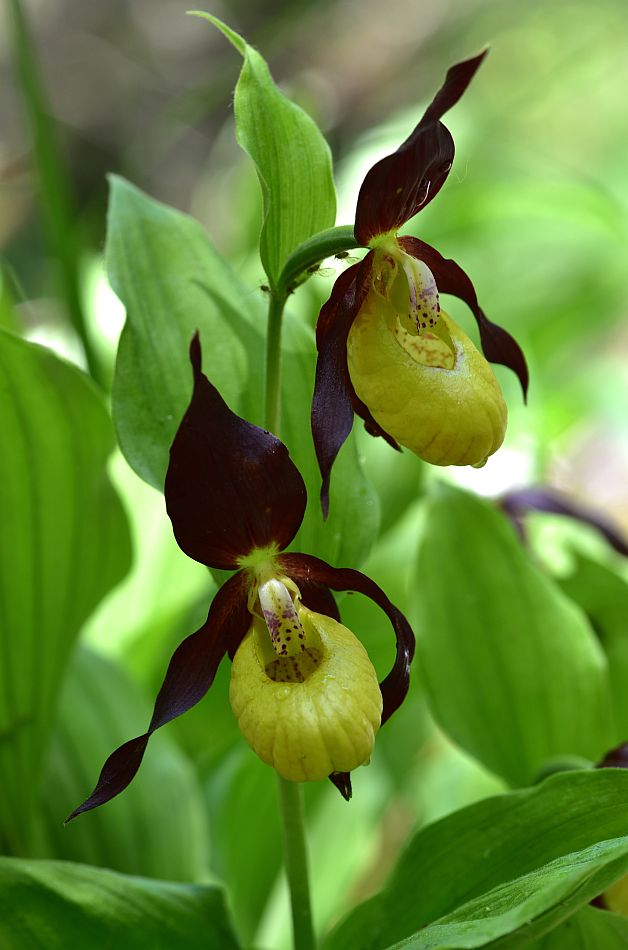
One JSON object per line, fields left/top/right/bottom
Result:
{"left": 68, "top": 335, "right": 415, "bottom": 820}
{"left": 312, "top": 52, "right": 529, "bottom": 516}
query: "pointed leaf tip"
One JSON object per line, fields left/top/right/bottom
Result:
{"left": 166, "top": 335, "right": 307, "bottom": 569}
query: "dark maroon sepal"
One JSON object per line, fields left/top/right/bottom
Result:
{"left": 597, "top": 742, "right": 628, "bottom": 769}
{"left": 66, "top": 572, "right": 250, "bottom": 821}
{"left": 330, "top": 771, "right": 352, "bottom": 800}
{"left": 500, "top": 487, "right": 628, "bottom": 557}
{"left": 313, "top": 256, "right": 398, "bottom": 518}
{"left": 278, "top": 553, "right": 415, "bottom": 727}
{"left": 165, "top": 334, "right": 307, "bottom": 570}
{"left": 354, "top": 52, "right": 487, "bottom": 245}
{"left": 399, "top": 236, "right": 529, "bottom": 399}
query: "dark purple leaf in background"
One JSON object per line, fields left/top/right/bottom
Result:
{"left": 597, "top": 742, "right": 628, "bottom": 769}
{"left": 500, "top": 487, "right": 628, "bottom": 557}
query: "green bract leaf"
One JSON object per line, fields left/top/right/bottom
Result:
{"left": 107, "top": 178, "right": 377, "bottom": 567}
{"left": 39, "top": 646, "right": 210, "bottom": 883}
{"left": 527, "top": 905, "right": 628, "bottom": 949}
{"left": 191, "top": 12, "right": 337, "bottom": 288}
{"left": 0, "top": 858, "right": 240, "bottom": 949}
{"left": 325, "top": 770, "right": 628, "bottom": 950}
{"left": 0, "top": 331, "right": 131, "bottom": 853}
{"left": 412, "top": 484, "right": 612, "bottom": 786}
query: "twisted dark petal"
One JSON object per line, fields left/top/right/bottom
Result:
{"left": 313, "top": 255, "right": 398, "bottom": 518}
{"left": 165, "top": 333, "right": 307, "bottom": 570}
{"left": 278, "top": 553, "right": 415, "bottom": 727}
{"left": 399, "top": 236, "right": 529, "bottom": 399}
{"left": 66, "top": 572, "right": 250, "bottom": 821}
{"left": 500, "top": 487, "right": 628, "bottom": 557}
{"left": 354, "top": 52, "right": 487, "bottom": 245}
{"left": 597, "top": 742, "right": 628, "bottom": 769}
{"left": 330, "top": 771, "right": 352, "bottom": 801}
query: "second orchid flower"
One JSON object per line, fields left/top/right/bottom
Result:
{"left": 312, "top": 52, "right": 529, "bottom": 515}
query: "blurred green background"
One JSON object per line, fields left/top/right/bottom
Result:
{"left": 2, "top": 0, "right": 628, "bottom": 947}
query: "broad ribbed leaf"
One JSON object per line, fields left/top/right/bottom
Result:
{"left": 527, "top": 906, "right": 628, "bottom": 949}
{"left": 412, "top": 484, "right": 612, "bottom": 786}
{"left": 0, "top": 858, "right": 240, "bottom": 949}
{"left": 207, "top": 750, "right": 284, "bottom": 943}
{"left": 192, "top": 13, "right": 337, "bottom": 288}
{"left": 39, "top": 647, "right": 209, "bottom": 882}
{"left": 108, "top": 175, "right": 265, "bottom": 490}
{"left": 107, "top": 179, "right": 378, "bottom": 569}
{"left": 325, "top": 770, "right": 628, "bottom": 950}
{"left": 559, "top": 554, "right": 628, "bottom": 740}
{"left": 0, "top": 331, "right": 131, "bottom": 852}
{"left": 386, "top": 839, "right": 628, "bottom": 948}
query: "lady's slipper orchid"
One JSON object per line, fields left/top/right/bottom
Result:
{"left": 67, "top": 335, "right": 414, "bottom": 820}
{"left": 312, "top": 52, "right": 529, "bottom": 515}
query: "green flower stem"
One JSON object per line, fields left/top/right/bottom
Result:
{"left": 278, "top": 776, "right": 316, "bottom": 950}
{"left": 264, "top": 276, "right": 315, "bottom": 948}
{"left": 264, "top": 290, "right": 287, "bottom": 434}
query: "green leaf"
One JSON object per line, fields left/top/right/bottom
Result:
{"left": 192, "top": 13, "right": 337, "bottom": 287}
{"left": 8, "top": 0, "right": 101, "bottom": 381}
{"left": 393, "top": 851, "right": 625, "bottom": 948}
{"left": 388, "top": 840, "right": 628, "bottom": 948}
{"left": 411, "top": 484, "right": 612, "bottom": 786}
{"left": 0, "top": 331, "right": 131, "bottom": 853}
{"left": 527, "top": 905, "right": 628, "bottom": 949}
{"left": 82, "top": 451, "right": 212, "bottom": 677}
{"left": 38, "top": 646, "right": 210, "bottom": 883}
{"left": 206, "top": 749, "right": 284, "bottom": 943}
{"left": 107, "top": 178, "right": 378, "bottom": 567}
{"left": 357, "top": 430, "right": 424, "bottom": 537}
{"left": 325, "top": 770, "right": 628, "bottom": 950}
{"left": 559, "top": 554, "right": 628, "bottom": 740}
{"left": 108, "top": 174, "right": 265, "bottom": 490}
{"left": 0, "top": 857, "right": 240, "bottom": 950}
